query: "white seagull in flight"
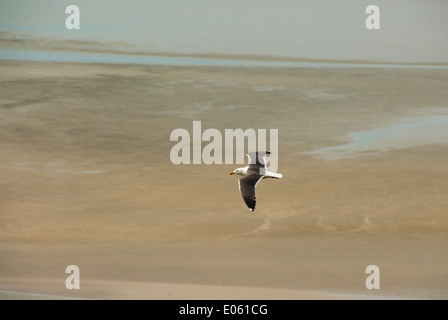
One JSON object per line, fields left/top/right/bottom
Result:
{"left": 229, "top": 151, "right": 283, "bottom": 212}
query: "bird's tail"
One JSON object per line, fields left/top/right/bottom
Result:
{"left": 265, "top": 171, "right": 283, "bottom": 179}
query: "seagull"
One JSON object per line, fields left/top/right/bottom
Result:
{"left": 229, "top": 151, "right": 283, "bottom": 212}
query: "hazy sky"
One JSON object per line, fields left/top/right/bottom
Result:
{"left": 1, "top": 0, "right": 447, "bottom": 62}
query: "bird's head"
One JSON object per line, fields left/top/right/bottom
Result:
{"left": 229, "top": 167, "right": 247, "bottom": 176}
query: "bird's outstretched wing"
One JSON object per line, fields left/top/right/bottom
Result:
{"left": 238, "top": 173, "right": 264, "bottom": 212}
{"left": 247, "top": 151, "right": 270, "bottom": 176}
{"left": 246, "top": 151, "right": 270, "bottom": 166}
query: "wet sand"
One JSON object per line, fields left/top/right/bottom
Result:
{"left": 0, "top": 60, "right": 447, "bottom": 299}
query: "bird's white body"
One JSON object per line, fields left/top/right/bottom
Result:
{"left": 232, "top": 166, "right": 283, "bottom": 179}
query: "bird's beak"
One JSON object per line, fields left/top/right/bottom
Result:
{"left": 229, "top": 171, "right": 235, "bottom": 175}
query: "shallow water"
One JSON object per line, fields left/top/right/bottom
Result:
{"left": 2, "top": 49, "right": 448, "bottom": 69}
{"left": 304, "top": 114, "right": 448, "bottom": 160}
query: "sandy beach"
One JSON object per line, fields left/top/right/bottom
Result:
{"left": 1, "top": 60, "right": 447, "bottom": 300}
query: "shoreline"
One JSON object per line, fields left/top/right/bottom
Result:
{"left": 2, "top": 49, "right": 448, "bottom": 69}
{"left": 2, "top": 30, "right": 448, "bottom": 67}
{"left": 304, "top": 114, "right": 448, "bottom": 161}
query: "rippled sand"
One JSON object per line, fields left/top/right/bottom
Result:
{"left": 1, "top": 60, "right": 447, "bottom": 299}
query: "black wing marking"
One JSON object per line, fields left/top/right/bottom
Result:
{"left": 239, "top": 173, "right": 264, "bottom": 212}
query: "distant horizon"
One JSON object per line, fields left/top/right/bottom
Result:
{"left": 1, "top": 0, "right": 448, "bottom": 63}
{"left": 3, "top": 30, "right": 448, "bottom": 67}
